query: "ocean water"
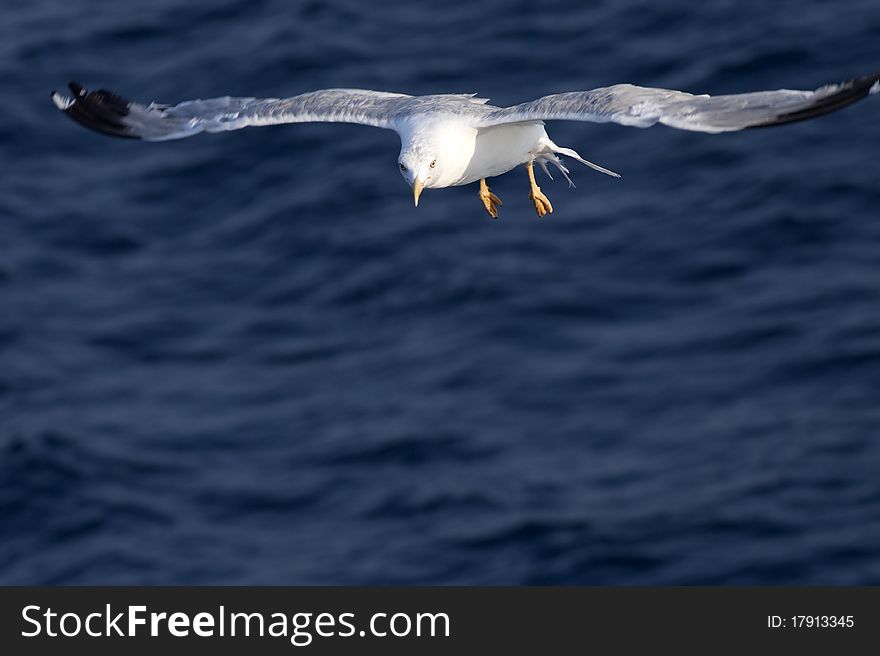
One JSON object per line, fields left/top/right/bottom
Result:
{"left": 2, "top": 0, "right": 880, "bottom": 584}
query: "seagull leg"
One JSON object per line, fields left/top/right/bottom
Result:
{"left": 478, "top": 178, "right": 503, "bottom": 219}
{"left": 526, "top": 160, "right": 553, "bottom": 217}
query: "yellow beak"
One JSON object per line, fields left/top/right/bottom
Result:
{"left": 412, "top": 179, "right": 424, "bottom": 207}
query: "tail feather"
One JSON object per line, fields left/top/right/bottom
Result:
{"left": 537, "top": 158, "right": 552, "bottom": 179}
{"left": 538, "top": 154, "right": 576, "bottom": 187}
{"left": 553, "top": 144, "right": 621, "bottom": 179}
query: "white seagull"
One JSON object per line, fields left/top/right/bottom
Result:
{"left": 52, "top": 72, "right": 879, "bottom": 218}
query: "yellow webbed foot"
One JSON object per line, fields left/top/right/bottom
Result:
{"left": 529, "top": 187, "right": 553, "bottom": 217}
{"left": 478, "top": 178, "right": 503, "bottom": 219}
{"left": 525, "top": 160, "right": 553, "bottom": 218}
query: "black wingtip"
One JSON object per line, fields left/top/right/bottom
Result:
{"left": 52, "top": 82, "right": 141, "bottom": 139}
{"left": 749, "top": 71, "right": 880, "bottom": 129}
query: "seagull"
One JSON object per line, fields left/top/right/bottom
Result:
{"left": 52, "top": 72, "right": 879, "bottom": 218}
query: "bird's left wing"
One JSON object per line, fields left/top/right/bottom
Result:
{"left": 51, "top": 82, "right": 415, "bottom": 140}
{"left": 473, "top": 72, "right": 880, "bottom": 133}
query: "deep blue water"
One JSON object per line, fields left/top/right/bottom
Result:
{"left": 2, "top": 0, "right": 880, "bottom": 584}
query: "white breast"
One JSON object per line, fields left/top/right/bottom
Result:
{"left": 452, "top": 122, "right": 548, "bottom": 186}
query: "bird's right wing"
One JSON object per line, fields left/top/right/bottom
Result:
{"left": 51, "top": 83, "right": 415, "bottom": 140}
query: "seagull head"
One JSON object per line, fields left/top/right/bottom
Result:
{"left": 398, "top": 150, "right": 437, "bottom": 207}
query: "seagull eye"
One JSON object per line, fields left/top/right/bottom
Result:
{"left": 399, "top": 163, "right": 407, "bottom": 172}
{"left": 430, "top": 160, "right": 436, "bottom": 169}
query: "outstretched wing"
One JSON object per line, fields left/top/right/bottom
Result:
{"left": 51, "top": 82, "right": 414, "bottom": 140}
{"left": 474, "top": 72, "right": 880, "bottom": 133}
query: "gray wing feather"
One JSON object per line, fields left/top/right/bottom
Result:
{"left": 475, "top": 73, "right": 880, "bottom": 133}
{"left": 51, "top": 83, "right": 414, "bottom": 140}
